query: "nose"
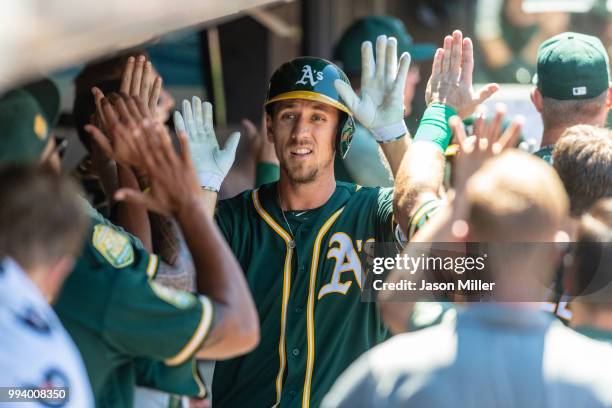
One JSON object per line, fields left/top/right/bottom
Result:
{"left": 291, "top": 113, "right": 312, "bottom": 139}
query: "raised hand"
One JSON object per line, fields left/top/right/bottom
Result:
{"left": 173, "top": 97, "right": 240, "bottom": 192}
{"left": 120, "top": 55, "right": 162, "bottom": 117}
{"left": 334, "top": 35, "right": 411, "bottom": 143}
{"left": 426, "top": 30, "right": 499, "bottom": 118}
{"left": 114, "top": 121, "right": 202, "bottom": 217}
{"left": 85, "top": 93, "right": 153, "bottom": 170}
{"left": 449, "top": 104, "right": 523, "bottom": 194}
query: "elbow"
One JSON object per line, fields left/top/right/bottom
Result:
{"left": 232, "top": 304, "right": 260, "bottom": 354}
{"left": 216, "top": 301, "right": 260, "bottom": 358}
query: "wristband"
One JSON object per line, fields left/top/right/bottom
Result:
{"left": 255, "top": 162, "right": 280, "bottom": 187}
{"left": 371, "top": 120, "right": 408, "bottom": 143}
{"left": 413, "top": 103, "right": 457, "bottom": 152}
{"left": 198, "top": 172, "right": 224, "bottom": 192}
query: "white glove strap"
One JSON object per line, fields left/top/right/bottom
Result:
{"left": 371, "top": 121, "right": 408, "bottom": 143}
{"left": 198, "top": 171, "right": 224, "bottom": 192}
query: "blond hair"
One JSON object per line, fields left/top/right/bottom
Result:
{"left": 467, "top": 150, "right": 569, "bottom": 241}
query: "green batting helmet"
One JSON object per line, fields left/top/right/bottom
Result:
{"left": 264, "top": 57, "right": 356, "bottom": 158}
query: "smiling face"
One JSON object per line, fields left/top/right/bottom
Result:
{"left": 266, "top": 99, "right": 340, "bottom": 184}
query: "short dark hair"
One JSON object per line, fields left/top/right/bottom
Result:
{"left": 73, "top": 51, "right": 147, "bottom": 152}
{"left": 570, "top": 198, "right": 612, "bottom": 302}
{"left": 0, "top": 166, "right": 89, "bottom": 270}
{"left": 553, "top": 125, "right": 612, "bottom": 217}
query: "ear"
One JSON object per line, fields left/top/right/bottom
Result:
{"left": 265, "top": 113, "right": 274, "bottom": 144}
{"left": 530, "top": 87, "right": 543, "bottom": 112}
{"left": 606, "top": 84, "right": 612, "bottom": 109}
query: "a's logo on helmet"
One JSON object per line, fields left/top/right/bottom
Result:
{"left": 296, "top": 65, "right": 324, "bottom": 86}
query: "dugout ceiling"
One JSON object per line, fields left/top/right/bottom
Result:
{"left": 0, "top": 0, "right": 286, "bottom": 92}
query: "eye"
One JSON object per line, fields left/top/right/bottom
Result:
{"left": 281, "top": 112, "right": 296, "bottom": 121}
{"left": 312, "top": 114, "right": 326, "bottom": 123}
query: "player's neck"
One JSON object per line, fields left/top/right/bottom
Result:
{"left": 277, "top": 173, "right": 336, "bottom": 211}
{"left": 540, "top": 126, "right": 567, "bottom": 148}
{"left": 26, "top": 266, "right": 55, "bottom": 303}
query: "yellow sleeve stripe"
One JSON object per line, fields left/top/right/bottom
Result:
{"left": 408, "top": 200, "right": 441, "bottom": 240}
{"left": 146, "top": 254, "right": 159, "bottom": 280}
{"left": 192, "top": 359, "right": 207, "bottom": 398}
{"left": 165, "top": 295, "right": 214, "bottom": 366}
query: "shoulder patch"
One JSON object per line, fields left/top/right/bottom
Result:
{"left": 149, "top": 281, "right": 197, "bottom": 309}
{"left": 92, "top": 224, "right": 134, "bottom": 268}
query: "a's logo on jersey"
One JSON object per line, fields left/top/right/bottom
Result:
{"left": 295, "top": 65, "right": 324, "bottom": 86}
{"left": 15, "top": 306, "right": 51, "bottom": 335}
{"left": 92, "top": 224, "right": 134, "bottom": 268}
{"left": 318, "top": 233, "right": 362, "bottom": 299}
{"left": 149, "top": 281, "right": 196, "bottom": 309}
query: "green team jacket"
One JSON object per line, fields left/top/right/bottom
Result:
{"left": 213, "top": 181, "right": 394, "bottom": 408}
{"left": 54, "top": 201, "right": 212, "bottom": 407}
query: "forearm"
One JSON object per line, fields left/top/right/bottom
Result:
{"left": 393, "top": 143, "right": 445, "bottom": 234}
{"left": 115, "top": 164, "right": 153, "bottom": 251}
{"left": 176, "top": 198, "right": 259, "bottom": 359}
{"left": 393, "top": 104, "right": 453, "bottom": 233}
{"left": 199, "top": 190, "right": 218, "bottom": 219}
{"left": 175, "top": 199, "right": 249, "bottom": 307}
{"left": 379, "top": 136, "right": 409, "bottom": 179}
{"left": 150, "top": 214, "right": 196, "bottom": 291}
{"left": 92, "top": 160, "right": 119, "bottom": 205}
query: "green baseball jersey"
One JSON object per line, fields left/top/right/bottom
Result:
{"left": 54, "top": 201, "right": 212, "bottom": 407}
{"left": 534, "top": 144, "right": 554, "bottom": 165}
{"left": 212, "top": 181, "right": 394, "bottom": 408}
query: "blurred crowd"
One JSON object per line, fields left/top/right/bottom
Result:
{"left": 0, "top": 2, "right": 611, "bottom": 408}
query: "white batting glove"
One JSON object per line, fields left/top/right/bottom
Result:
{"left": 173, "top": 97, "right": 240, "bottom": 192}
{"left": 334, "top": 35, "right": 411, "bottom": 143}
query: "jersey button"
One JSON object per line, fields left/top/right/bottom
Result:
{"left": 295, "top": 306, "right": 302, "bottom": 313}
{"left": 289, "top": 390, "right": 297, "bottom": 398}
{"left": 292, "top": 348, "right": 300, "bottom": 356}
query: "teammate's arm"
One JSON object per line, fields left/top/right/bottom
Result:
{"left": 113, "top": 116, "right": 258, "bottom": 359}
{"left": 381, "top": 105, "right": 522, "bottom": 333}
{"left": 393, "top": 30, "right": 499, "bottom": 235}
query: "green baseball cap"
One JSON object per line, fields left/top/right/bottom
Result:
{"left": 0, "top": 79, "right": 60, "bottom": 165}
{"left": 333, "top": 16, "right": 436, "bottom": 75}
{"left": 535, "top": 32, "right": 610, "bottom": 100}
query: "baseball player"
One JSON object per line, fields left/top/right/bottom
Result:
{"left": 323, "top": 148, "right": 612, "bottom": 408}
{"left": 173, "top": 27, "right": 495, "bottom": 406}
{"left": 0, "top": 80, "right": 259, "bottom": 408}
{"left": 531, "top": 32, "right": 611, "bottom": 163}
